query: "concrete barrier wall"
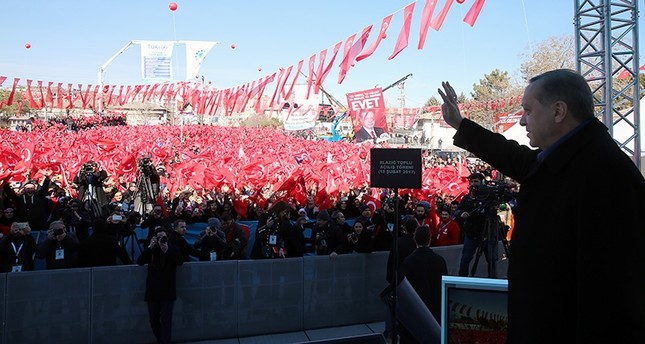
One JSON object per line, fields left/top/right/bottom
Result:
{"left": 0, "top": 246, "right": 506, "bottom": 343}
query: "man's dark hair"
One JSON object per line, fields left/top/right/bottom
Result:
{"left": 403, "top": 217, "right": 418, "bottom": 234}
{"left": 220, "top": 212, "right": 233, "bottom": 222}
{"left": 529, "top": 69, "right": 595, "bottom": 122}
{"left": 414, "top": 225, "right": 431, "bottom": 246}
{"left": 173, "top": 219, "right": 186, "bottom": 230}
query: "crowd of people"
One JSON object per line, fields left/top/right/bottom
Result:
{"left": 0, "top": 149, "right": 511, "bottom": 272}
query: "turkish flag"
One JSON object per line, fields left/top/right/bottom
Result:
{"left": 389, "top": 2, "right": 416, "bottom": 60}
{"left": 305, "top": 54, "right": 316, "bottom": 99}
{"left": 463, "top": 0, "right": 486, "bottom": 27}
{"left": 1, "top": 78, "right": 20, "bottom": 107}
{"left": 430, "top": 0, "right": 455, "bottom": 31}
{"left": 357, "top": 14, "right": 393, "bottom": 62}
{"left": 418, "top": 0, "right": 438, "bottom": 49}
{"left": 338, "top": 25, "right": 373, "bottom": 84}
{"left": 25, "top": 80, "right": 39, "bottom": 108}
{"left": 94, "top": 138, "right": 117, "bottom": 152}
{"left": 282, "top": 60, "right": 304, "bottom": 103}
{"left": 362, "top": 195, "right": 381, "bottom": 213}
{"left": 315, "top": 41, "right": 342, "bottom": 94}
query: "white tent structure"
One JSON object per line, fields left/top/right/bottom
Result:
{"left": 500, "top": 120, "right": 530, "bottom": 146}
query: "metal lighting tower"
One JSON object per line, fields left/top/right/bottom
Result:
{"left": 575, "top": 0, "right": 641, "bottom": 168}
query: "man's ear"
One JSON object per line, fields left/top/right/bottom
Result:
{"left": 553, "top": 101, "right": 568, "bottom": 123}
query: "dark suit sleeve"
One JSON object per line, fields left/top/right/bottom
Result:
{"left": 453, "top": 119, "right": 538, "bottom": 182}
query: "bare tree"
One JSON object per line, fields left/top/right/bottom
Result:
{"left": 519, "top": 35, "right": 575, "bottom": 82}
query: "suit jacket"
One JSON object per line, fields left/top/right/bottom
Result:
{"left": 355, "top": 127, "right": 385, "bottom": 143}
{"left": 137, "top": 244, "right": 184, "bottom": 302}
{"left": 454, "top": 118, "right": 645, "bottom": 343}
{"left": 400, "top": 247, "right": 447, "bottom": 324}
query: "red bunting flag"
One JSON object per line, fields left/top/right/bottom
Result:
{"left": 1, "top": 78, "right": 20, "bottom": 108}
{"left": 389, "top": 2, "right": 416, "bottom": 60}
{"left": 25, "top": 80, "right": 39, "bottom": 108}
{"left": 46, "top": 81, "right": 54, "bottom": 106}
{"left": 305, "top": 54, "right": 316, "bottom": 99}
{"left": 313, "top": 49, "right": 328, "bottom": 95}
{"left": 315, "top": 41, "right": 342, "bottom": 94}
{"left": 56, "top": 83, "right": 64, "bottom": 109}
{"left": 430, "top": 0, "right": 455, "bottom": 31}
{"left": 37, "top": 81, "right": 45, "bottom": 108}
{"left": 282, "top": 60, "right": 304, "bottom": 103}
{"left": 418, "top": 0, "right": 438, "bottom": 49}
{"left": 338, "top": 25, "right": 373, "bottom": 84}
{"left": 463, "top": 0, "right": 486, "bottom": 27}
{"left": 357, "top": 14, "right": 393, "bottom": 62}
{"left": 0, "top": 76, "right": 6, "bottom": 87}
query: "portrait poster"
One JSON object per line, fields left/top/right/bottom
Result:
{"left": 346, "top": 87, "right": 389, "bottom": 143}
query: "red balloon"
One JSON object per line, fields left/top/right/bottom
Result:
{"left": 457, "top": 0, "right": 465, "bottom": 3}
{"left": 230, "top": 44, "right": 236, "bottom": 49}
{"left": 381, "top": 34, "right": 387, "bottom": 39}
{"left": 169, "top": 2, "right": 178, "bottom": 11}
{"left": 25, "top": 43, "right": 31, "bottom": 49}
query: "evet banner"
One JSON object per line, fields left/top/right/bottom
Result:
{"left": 346, "top": 88, "right": 389, "bottom": 143}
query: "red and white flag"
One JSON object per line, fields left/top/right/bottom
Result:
{"left": 315, "top": 41, "right": 342, "bottom": 93}
{"left": 338, "top": 25, "right": 373, "bottom": 84}
{"left": 418, "top": 0, "right": 438, "bottom": 49}
{"left": 430, "top": 0, "right": 455, "bottom": 31}
{"left": 463, "top": 0, "right": 486, "bottom": 27}
{"left": 357, "top": 14, "right": 393, "bottom": 62}
{"left": 389, "top": 2, "right": 416, "bottom": 60}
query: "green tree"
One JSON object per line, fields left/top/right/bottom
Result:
{"left": 424, "top": 96, "right": 440, "bottom": 108}
{"left": 0, "top": 88, "right": 32, "bottom": 119}
{"left": 469, "top": 69, "right": 522, "bottom": 129}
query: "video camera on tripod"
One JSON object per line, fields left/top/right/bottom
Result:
{"left": 467, "top": 179, "right": 516, "bottom": 278}
{"left": 137, "top": 156, "right": 155, "bottom": 176}
{"left": 468, "top": 180, "right": 517, "bottom": 207}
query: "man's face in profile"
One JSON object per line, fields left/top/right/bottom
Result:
{"left": 520, "top": 80, "right": 559, "bottom": 150}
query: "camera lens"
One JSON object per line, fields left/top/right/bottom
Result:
{"left": 159, "top": 236, "right": 168, "bottom": 244}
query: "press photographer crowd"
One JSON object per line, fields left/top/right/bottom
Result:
{"left": 0, "top": 152, "right": 517, "bottom": 272}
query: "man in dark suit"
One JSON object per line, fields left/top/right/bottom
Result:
{"left": 400, "top": 225, "right": 447, "bottom": 325}
{"left": 439, "top": 69, "right": 645, "bottom": 343}
{"left": 137, "top": 226, "right": 183, "bottom": 344}
{"left": 354, "top": 110, "right": 387, "bottom": 143}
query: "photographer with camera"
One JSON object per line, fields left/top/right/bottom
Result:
{"left": 455, "top": 173, "right": 493, "bottom": 277}
{"left": 137, "top": 225, "right": 183, "bottom": 344}
{"left": 57, "top": 199, "right": 92, "bottom": 241}
{"left": 0, "top": 222, "right": 37, "bottom": 272}
{"left": 194, "top": 217, "right": 227, "bottom": 261}
{"left": 346, "top": 221, "right": 374, "bottom": 254}
{"left": 141, "top": 204, "right": 172, "bottom": 244}
{"left": 73, "top": 160, "right": 108, "bottom": 220}
{"left": 37, "top": 220, "right": 80, "bottom": 269}
{"left": 251, "top": 201, "right": 289, "bottom": 259}
{"left": 311, "top": 210, "right": 345, "bottom": 260}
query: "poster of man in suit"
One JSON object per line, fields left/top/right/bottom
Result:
{"left": 346, "top": 88, "right": 389, "bottom": 143}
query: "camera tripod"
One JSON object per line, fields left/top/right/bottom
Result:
{"left": 82, "top": 184, "right": 104, "bottom": 220}
{"left": 133, "top": 172, "right": 158, "bottom": 216}
{"left": 470, "top": 205, "right": 510, "bottom": 278}
{"left": 118, "top": 228, "right": 144, "bottom": 262}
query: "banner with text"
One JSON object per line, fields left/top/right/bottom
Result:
{"left": 370, "top": 148, "right": 422, "bottom": 189}
{"left": 283, "top": 84, "right": 321, "bottom": 131}
{"left": 346, "top": 87, "right": 388, "bottom": 143}
{"left": 141, "top": 41, "right": 174, "bottom": 82}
